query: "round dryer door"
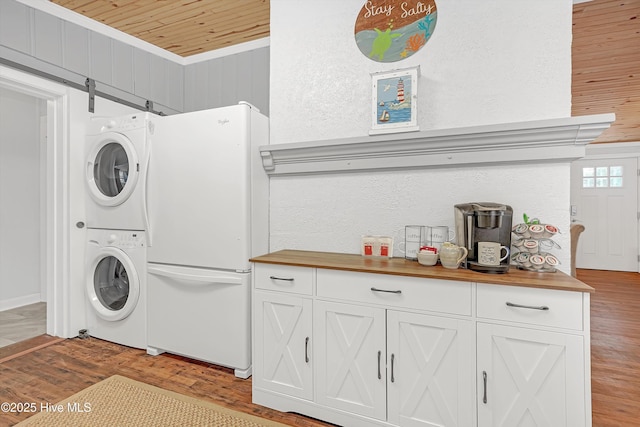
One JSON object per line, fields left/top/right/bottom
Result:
{"left": 86, "top": 132, "right": 139, "bottom": 207}
{"left": 87, "top": 247, "right": 140, "bottom": 321}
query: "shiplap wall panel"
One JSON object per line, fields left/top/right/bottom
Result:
{"left": 132, "top": 48, "right": 151, "bottom": 100}
{"left": 150, "top": 55, "right": 168, "bottom": 107}
{"left": 183, "top": 47, "right": 269, "bottom": 115}
{"left": 112, "top": 40, "right": 134, "bottom": 94}
{"left": 184, "top": 62, "right": 209, "bottom": 112}
{"left": 0, "top": 1, "right": 269, "bottom": 115}
{"left": 62, "top": 21, "right": 89, "bottom": 76}
{"left": 236, "top": 53, "right": 253, "bottom": 107}
{"left": 251, "top": 47, "right": 270, "bottom": 114}
{"left": 0, "top": 1, "right": 31, "bottom": 54}
{"left": 34, "top": 10, "right": 63, "bottom": 66}
{"left": 89, "top": 32, "right": 112, "bottom": 86}
{"left": 166, "top": 59, "right": 184, "bottom": 112}
{"left": 219, "top": 55, "right": 237, "bottom": 108}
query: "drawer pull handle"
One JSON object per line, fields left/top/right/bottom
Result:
{"left": 391, "top": 353, "right": 395, "bottom": 383}
{"left": 305, "top": 337, "right": 310, "bottom": 363}
{"left": 506, "top": 302, "right": 549, "bottom": 311}
{"left": 371, "top": 287, "right": 402, "bottom": 294}
{"left": 483, "top": 371, "right": 488, "bottom": 404}
{"left": 269, "top": 276, "right": 294, "bottom": 282}
{"left": 377, "top": 351, "right": 382, "bottom": 379}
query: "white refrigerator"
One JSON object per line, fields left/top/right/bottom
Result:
{"left": 146, "top": 103, "right": 268, "bottom": 378}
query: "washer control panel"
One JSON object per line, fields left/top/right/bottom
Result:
{"left": 105, "top": 231, "right": 145, "bottom": 248}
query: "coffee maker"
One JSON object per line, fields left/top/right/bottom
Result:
{"left": 454, "top": 202, "right": 513, "bottom": 274}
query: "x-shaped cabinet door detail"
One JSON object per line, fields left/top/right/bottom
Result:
{"left": 478, "top": 323, "right": 585, "bottom": 427}
{"left": 314, "top": 300, "right": 386, "bottom": 421}
{"left": 254, "top": 292, "right": 313, "bottom": 400}
{"left": 388, "top": 311, "right": 475, "bottom": 427}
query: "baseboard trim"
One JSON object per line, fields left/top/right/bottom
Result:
{"left": 0, "top": 294, "right": 43, "bottom": 312}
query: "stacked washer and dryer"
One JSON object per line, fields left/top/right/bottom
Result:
{"left": 84, "top": 113, "right": 155, "bottom": 350}
{"left": 83, "top": 104, "right": 268, "bottom": 378}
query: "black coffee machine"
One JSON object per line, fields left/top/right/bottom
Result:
{"left": 454, "top": 202, "right": 513, "bottom": 273}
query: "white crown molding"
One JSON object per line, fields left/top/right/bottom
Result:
{"left": 15, "top": 0, "right": 269, "bottom": 65}
{"left": 259, "top": 114, "right": 616, "bottom": 175}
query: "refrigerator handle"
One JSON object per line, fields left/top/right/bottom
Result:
{"left": 143, "top": 141, "right": 153, "bottom": 246}
{"left": 148, "top": 265, "right": 243, "bottom": 286}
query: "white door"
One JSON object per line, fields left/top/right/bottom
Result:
{"left": 477, "top": 323, "right": 585, "bottom": 427}
{"left": 314, "top": 300, "right": 386, "bottom": 421}
{"left": 253, "top": 291, "right": 313, "bottom": 400}
{"left": 570, "top": 157, "right": 638, "bottom": 271}
{"left": 387, "top": 311, "right": 474, "bottom": 427}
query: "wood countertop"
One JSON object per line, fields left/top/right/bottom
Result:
{"left": 250, "top": 250, "right": 594, "bottom": 293}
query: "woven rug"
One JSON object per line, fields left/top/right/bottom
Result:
{"left": 17, "top": 375, "right": 287, "bottom": 426}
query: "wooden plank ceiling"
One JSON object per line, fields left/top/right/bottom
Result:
{"left": 51, "top": 0, "right": 638, "bottom": 143}
{"left": 572, "top": 0, "right": 640, "bottom": 143}
{"left": 50, "top": 0, "right": 270, "bottom": 57}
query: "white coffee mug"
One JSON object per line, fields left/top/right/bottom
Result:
{"left": 430, "top": 226, "right": 455, "bottom": 243}
{"left": 477, "top": 241, "right": 509, "bottom": 266}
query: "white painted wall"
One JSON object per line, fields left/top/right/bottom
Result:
{"left": 0, "top": 88, "right": 44, "bottom": 308}
{"left": 269, "top": 0, "right": 574, "bottom": 272}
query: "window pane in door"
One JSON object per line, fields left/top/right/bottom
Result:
{"left": 610, "top": 166, "right": 623, "bottom": 177}
{"left": 610, "top": 177, "right": 623, "bottom": 187}
{"left": 583, "top": 178, "right": 594, "bottom": 188}
{"left": 596, "top": 177, "right": 609, "bottom": 188}
{"left": 596, "top": 167, "right": 608, "bottom": 177}
{"left": 582, "top": 167, "right": 594, "bottom": 177}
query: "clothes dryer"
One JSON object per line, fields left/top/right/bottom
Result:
{"left": 85, "top": 112, "right": 156, "bottom": 230}
{"left": 85, "top": 229, "right": 146, "bottom": 349}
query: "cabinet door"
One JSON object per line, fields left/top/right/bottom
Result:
{"left": 477, "top": 323, "right": 585, "bottom": 427}
{"left": 315, "top": 300, "right": 386, "bottom": 420}
{"left": 387, "top": 311, "right": 475, "bottom": 427}
{"left": 253, "top": 291, "right": 313, "bottom": 400}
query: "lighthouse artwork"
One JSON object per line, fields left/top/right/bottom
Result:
{"left": 371, "top": 66, "right": 419, "bottom": 134}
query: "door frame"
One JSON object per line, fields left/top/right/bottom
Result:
{"left": 572, "top": 142, "right": 640, "bottom": 272}
{"left": 0, "top": 65, "right": 71, "bottom": 337}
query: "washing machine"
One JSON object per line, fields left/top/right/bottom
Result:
{"left": 85, "top": 228, "right": 146, "bottom": 349}
{"left": 85, "top": 112, "right": 156, "bottom": 231}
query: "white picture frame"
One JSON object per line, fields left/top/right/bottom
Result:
{"left": 370, "top": 66, "right": 419, "bottom": 135}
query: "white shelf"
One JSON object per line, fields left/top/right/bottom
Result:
{"left": 259, "top": 113, "right": 615, "bottom": 175}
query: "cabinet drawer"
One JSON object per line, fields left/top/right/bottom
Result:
{"left": 317, "top": 269, "right": 472, "bottom": 316}
{"left": 253, "top": 264, "right": 313, "bottom": 295}
{"left": 476, "top": 283, "right": 584, "bottom": 330}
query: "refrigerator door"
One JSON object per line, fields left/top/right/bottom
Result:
{"left": 148, "top": 105, "right": 253, "bottom": 271}
{"left": 147, "top": 263, "right": 251, "bottom": 376}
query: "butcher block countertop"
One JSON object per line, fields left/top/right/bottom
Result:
{"left": 250, "top": 250, "right": 594, "bottom": 293}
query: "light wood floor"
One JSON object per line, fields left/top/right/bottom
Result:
{"left": 0, "top": 303, "right": 46, "bottom": 348}
{"left": 0, "top": 269, "right": 638, "bottom": 426}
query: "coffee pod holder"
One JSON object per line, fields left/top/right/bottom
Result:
{"left": 511, "top": 220, "right": 561, "bottom": 272}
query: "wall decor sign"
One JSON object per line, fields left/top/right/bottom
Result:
{"left": 370, "top": 66, "right": 419, "bottom": 135}
{"left": 354, "top": 0, "right": 437, "bottom": 63}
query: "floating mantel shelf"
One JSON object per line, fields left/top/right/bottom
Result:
{"left": 259, "top": 113, "right": 615, "bottom": 176}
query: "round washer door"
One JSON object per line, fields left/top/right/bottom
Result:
{"left": 86, "top": 132, "right": 139, "bottom": 207}
{"left": 86, "top": 246, "right": 140, "bottom": 321}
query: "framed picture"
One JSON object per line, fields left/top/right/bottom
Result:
{"left": 370, "top": 66, "right": 419, "bottom": 135}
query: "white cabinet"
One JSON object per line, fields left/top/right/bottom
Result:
{"left": 251, "top": 255, "right": 591, "bottom": 427}
{"left": 387, "top": 311, "right": 475, "bottom": 427}
{"left": 314, "top": 300, "right": 475, "bottom": 426}
{"left": 315, "top": 300, "right": 387, "bottom": 420}
{"left": 477, "top": 324, "right": 585, "bottom": 427}
{"left": 253, "top": 265, "right": 314, "bottom": 401}
{"left": 253, "top": 291, "right": 313, "bottom": 400}
{"left": 476, "top": 284, "right": 588, "bottom": 427}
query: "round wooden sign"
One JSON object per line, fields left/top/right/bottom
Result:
{"left": 354, "top": 0, "right": 437, "bottom": 63}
